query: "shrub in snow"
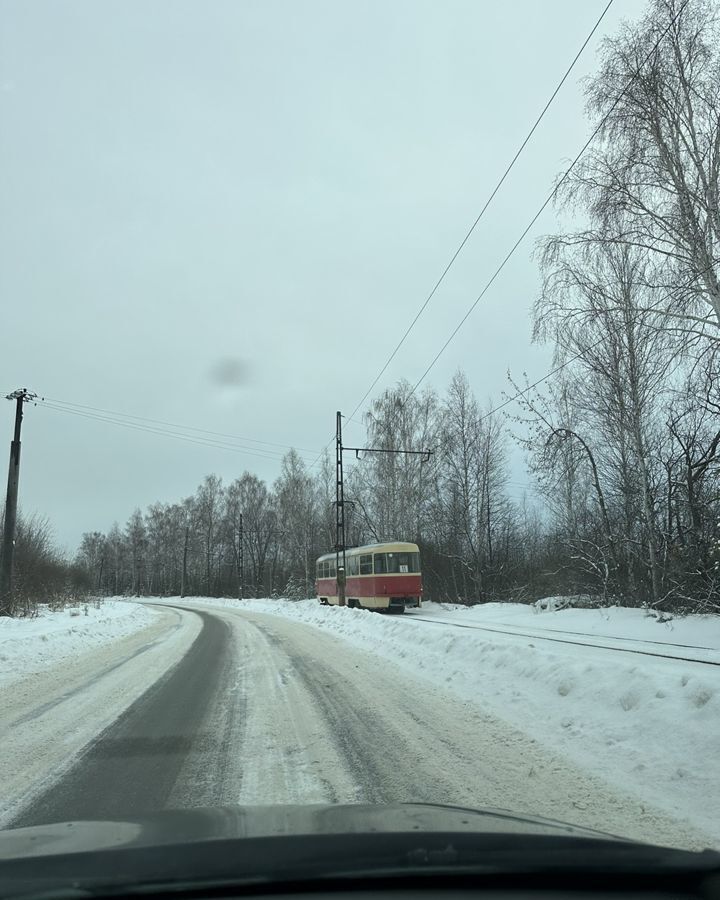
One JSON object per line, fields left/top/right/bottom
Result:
{"left": 534, "top": 594, "right": 606, "bottom": 613}
{"left": 282, "top": 575, "right": 309, "bottom": 601}
{"left": 534, "top": 596, "right": 573, "bottom": 613}
{"left": 642, "top": 603, "right": 674, "bottom": 624}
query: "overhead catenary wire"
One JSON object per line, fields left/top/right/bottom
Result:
{"left": 429, "top": 229, "right": 713, "bottom": 457}
{"left": 404, "top": 235, "right": 702, "bottom": 494}
{"left": 346, "top": 0, "right": 693, "bottom": 469}
{"left": 403, "top": 0, "right": 691, "bottom": 404}
{"left": 344, "top": 0, "right": 616, "bottom": 430}
{"left": 343, "top": 276, "right": 687, "bottom": 487}
{"left": 310, "top": 0, "right": 616, "bottom": 471}
{"left": 319, "top": 0, "right": 690, "bottom": 477}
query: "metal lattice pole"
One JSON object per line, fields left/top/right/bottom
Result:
{"left": 335, "top": 411, "right": 346, "bottom": 606}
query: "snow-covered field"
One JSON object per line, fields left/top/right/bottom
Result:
{"left": 0, "top": 600, "right": 160, "bottom": 687}
{"left": 184, "top": 597, "right": 720, "bottom": 843}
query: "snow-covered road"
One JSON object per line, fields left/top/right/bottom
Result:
{"left": 226, "top": 598, "right": 720, "bottom": 846}
{"left": 3, "top": 599, "right": 716, "bottom": 852}
{"left": 1, "top": 603, "right": 201, "bottom": 825}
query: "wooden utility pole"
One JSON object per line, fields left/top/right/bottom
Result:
{"left": 1, "top": 389, "right": 37, "bottom": 616}
{"left": 180, "top": 523, "right": 190, "bottom": 598}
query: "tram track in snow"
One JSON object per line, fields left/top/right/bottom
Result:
{"left": 404, "top": 614, "right": 720, "bottom": 667}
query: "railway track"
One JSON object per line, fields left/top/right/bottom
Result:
{"left": 404, "top": 615, "right": 720, "bottom": 667}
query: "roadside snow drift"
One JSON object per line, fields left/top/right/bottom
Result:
{"left": 0, "top": 601, "right": 160, "bottom": 688}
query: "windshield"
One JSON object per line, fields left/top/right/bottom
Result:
{"left": 1, "top": 0, "right": 719, "bottom": 863}
{"left": 374, "top": 552, "right": 420, "bottom": 574}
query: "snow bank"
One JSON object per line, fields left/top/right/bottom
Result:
{"left": 0, "top": 600, "right": 159, "bottom": 687}
{"left": 182, "top": 596, "right": 720, "bottom": 842}
{"left": 420, "top": 600, "right": 720, "bottom": 651}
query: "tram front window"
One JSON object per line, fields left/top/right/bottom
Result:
{"left": 374, "top": 552, "right": 420, "bottom": 574}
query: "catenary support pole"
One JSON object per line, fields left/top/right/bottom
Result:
{"left": 335, "top": 411, "right": 347, "bottom": 606}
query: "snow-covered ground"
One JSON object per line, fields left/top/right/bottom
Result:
{"left": 414, "top": 600, "right": 720, "bottom": 662}
{"left": 0, "top": 600, "right": 160, "bottom": 688}
{"left": 184, "top": 596, "right": 720, "bottom": 844}
{"left": 2, "top": 595, "right": 718, "bottom": 849}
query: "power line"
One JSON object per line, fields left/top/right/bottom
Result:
{"left": 344, "top": 0, "right": 615, "bottom": 428}
{"left": 37, "top": 400, "right": 319, "bottom": 464}
{"left": 404, "top": 0, "right": 691, "bottom": 403}
{"left": 42, "top": 396, "right": 319, "bottom": 454}
{"left": 39, "top": 401, "right": 297, "bottom": 461}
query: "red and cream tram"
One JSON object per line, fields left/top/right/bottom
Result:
{"left": 315, "top": 541, "right": 422, "bottom": 612}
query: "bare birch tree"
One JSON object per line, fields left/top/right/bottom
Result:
{"left": 547, "top": 0, "right": 720, "bottom": 338}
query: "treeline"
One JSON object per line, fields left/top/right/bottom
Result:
{"left": 73, "top": 346, "right": 720, "bottom": 613}
{"left": 74, "top": 375, "right": 544, "bottom": 605}
{"left": 76, "top": 462, "right": 326, "bottom": 601}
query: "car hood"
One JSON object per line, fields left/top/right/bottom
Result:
{"left": 0, "top": 803, "right": 623, "bottom": 860}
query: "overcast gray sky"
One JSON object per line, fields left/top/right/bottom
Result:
{"left": 1, "top": 0, "right": 646, "bottom": 552}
